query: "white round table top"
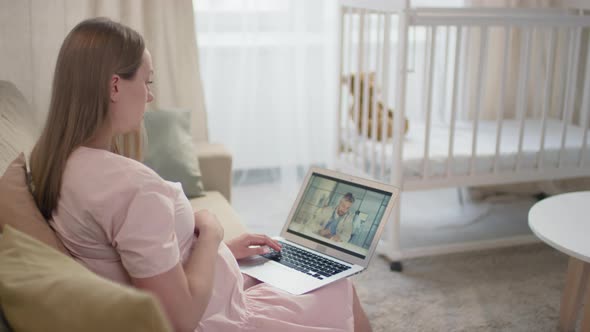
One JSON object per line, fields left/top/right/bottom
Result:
{"left": 529, "top": 191, "right": 590, "bottom": 263}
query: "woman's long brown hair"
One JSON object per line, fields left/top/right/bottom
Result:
{"left": 30, "top": 17, "right": 145, "bottom": 219}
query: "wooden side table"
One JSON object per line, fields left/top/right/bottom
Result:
{"left": 529, "top": 191, "right": 590, "bottom": 332}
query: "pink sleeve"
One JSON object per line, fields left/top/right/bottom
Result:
{"left": 113, "top": 189, "right": 180, "bottom": 278}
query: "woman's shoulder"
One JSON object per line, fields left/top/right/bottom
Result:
{"left": 63, "top": 146, "right": 174, "bottom": 200}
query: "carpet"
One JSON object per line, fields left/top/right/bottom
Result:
{"left": 353, "top": 244, "right": 568, "bottom": 332}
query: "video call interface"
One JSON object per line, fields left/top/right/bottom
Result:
{"left": 286, "top": 173, "right": 392, "bottom": 259}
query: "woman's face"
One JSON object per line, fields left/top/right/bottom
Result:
{"left": 110, "top": 49, "right": 154, "bottom": 134}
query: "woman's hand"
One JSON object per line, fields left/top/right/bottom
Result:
{"left": 193, "top": 210, "right": 224, "bottom": 244}
{"left": 226, "top": 233, "right": 282, "bottom": 260}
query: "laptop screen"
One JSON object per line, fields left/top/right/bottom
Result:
{"left": 286, "top": 172, "right": 393, "bottom": 259}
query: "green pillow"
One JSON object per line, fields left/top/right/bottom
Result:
{"left": 0, "top": 226, "right": 172, "bottom": 332}
{"left": 143, "top": 109, "right": 205, "bottom": 198}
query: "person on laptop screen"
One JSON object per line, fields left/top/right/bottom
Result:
{"left": 287, "top": 175, "right": 391, "bottom": 259}
{"left": 308, "top": 192, "right": 355, "bottom": 243}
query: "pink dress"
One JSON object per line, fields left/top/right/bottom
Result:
{"left": 50, "top": 147, "right": 354, "bottom": 331}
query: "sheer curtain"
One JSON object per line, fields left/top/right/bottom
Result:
{"left": 0, "top": 0, "right": 207, "bottom": 153}
{"left": 193, "top": 0, "right": 339, "bottom": 186}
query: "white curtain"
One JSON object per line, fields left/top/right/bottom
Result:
{"left": 0, "top": 0, "right": 208, "bottom": 142}
{"left": 194, "top": 0, "right": 339, "bottom": 184}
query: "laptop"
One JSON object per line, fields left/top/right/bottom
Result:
{"left": 239, "top": 167, "right": 399, "bottom": 295}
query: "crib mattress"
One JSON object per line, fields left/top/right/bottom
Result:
{"left": 343, "top": 119, "right": 590, "bottom": 178}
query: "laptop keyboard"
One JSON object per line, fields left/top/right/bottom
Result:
{"left": 261, "top": 241, "right": 351, "bottom": 280}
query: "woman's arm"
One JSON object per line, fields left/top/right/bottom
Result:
{"left": 131, "top": 210, "right": 223, "bottom": 332}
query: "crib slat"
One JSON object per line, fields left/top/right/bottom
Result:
{"left": 379, "top": 14, "right": 392, "bottom": 181}
{"left": 336, "top": 6, "right": 345, "bottom": 165}
{"left": 406, "top": 26, "right": 416, "bottom": 73}
{"left": 515, "top": 28, "right": 532, "bottom": 171}
{"left": 422, "top": 26, "right": 436, "bottom": 179}
{"left": 361, "top": 13, "right": 371, "bottom": 173}
{"left": 493, "top": 27, "right": 511, "bottom": 174}
{"left": 470, "top": 26, "right": 488, "bottom": 176}
{"left": 578, "top": 30, "right": 590, "bottom": 168}
{"left": 446, "top": 26, "right": 462, "bottom": 178}
{"left": 559, "top": 27, "right": 582, "bottom": 168}
{"left": 421, "top": 27, "right": 431, "bottom": 121}
{"left": 345, "top": 9, "right": 355, "bottom": 165}
{"left": 532, "top": 28, "right": 545, "bottom": 120}
{"left": 580, "top": 26, "right": 590, "bottom": 141}
{"left": 440, "top": 26, "right": 451, "bottom": 122}
{"left": 461, "top": 26, "right": 471, "bottom": 126}
{"left": 391, "top": 11, "right": 409, "bottom": 187}
{"left": 537, "top": 28, "right": 557, "bottom": 170}
{"left": 557, "top": 29, "right": 574, "bottom": 168}
{"left": 370, "top": 14, "right": 383, "bottom": 178}
{"left": 353, "top": 10, "right": 366, "bottom": 170}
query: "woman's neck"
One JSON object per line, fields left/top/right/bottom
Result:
{"left": 84, "top": 126, "right": 113, "bottom": 151}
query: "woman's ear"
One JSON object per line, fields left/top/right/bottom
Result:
{"left": 110, "top": 75, "right": 120, "bottom": 102}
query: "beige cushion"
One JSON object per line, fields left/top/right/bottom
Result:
{"left": 190, "top": 191, "right": 246, "bottom": 241}
{"left": 0, "top": 154, "right": 68, "bottom": 255}
{"left": 196, "top": 142, "right": 233, "bottom": 202}
{"left": 144, "top": 109, "right": 205, "bottom": 198}
{"left": 0, "top": 225, "right": 172, "bottom": 332}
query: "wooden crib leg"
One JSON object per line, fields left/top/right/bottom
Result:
{"left": 386, "top": 200, "right": 403, "bottom": 273}
{"left": 390, "top": 261, "right": 403, "bottom": 272}
{"left": 377, "top": 255, "right": 403, "bottom": 272}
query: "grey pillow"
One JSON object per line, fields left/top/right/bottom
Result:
{"left": 143, "top": 109, "right": 205, "bottom": 198}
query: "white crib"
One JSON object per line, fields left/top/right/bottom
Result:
{"left": 335, "top": 0, "right": 590, "bottom": 269}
